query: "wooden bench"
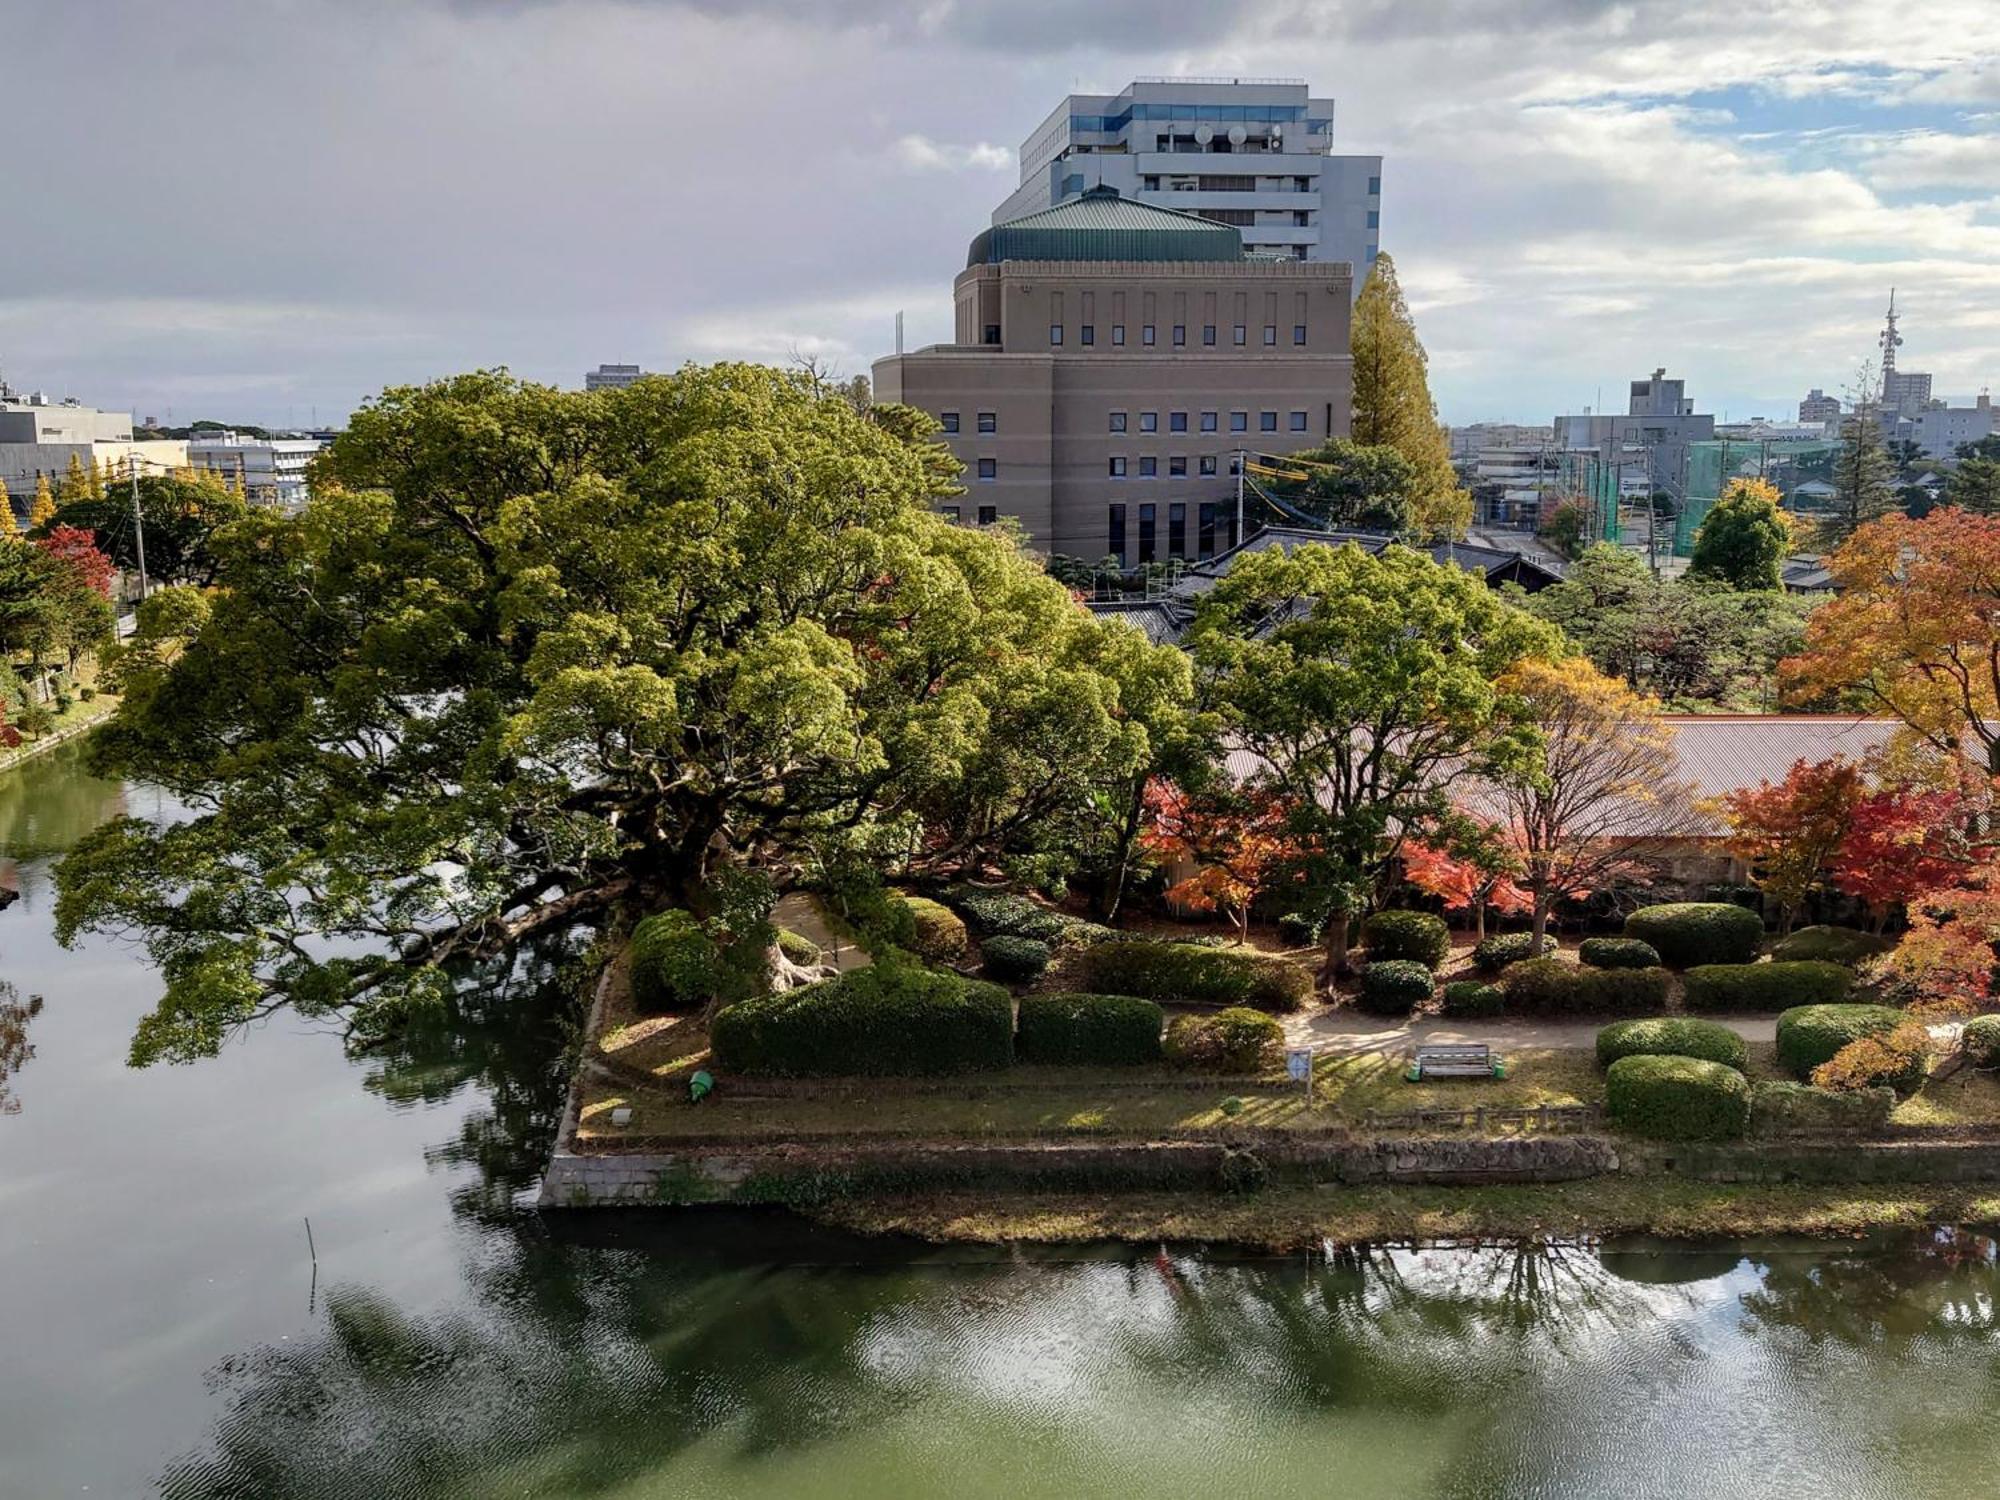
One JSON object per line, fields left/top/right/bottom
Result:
{"left": 1405, "top": 1043, "right": 1505, "bottom": 1082}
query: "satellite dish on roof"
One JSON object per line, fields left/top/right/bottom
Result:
{"left": 1228, "top": 125, "right": 1247, "bottom": 145}
{"left": 1193, "top": 124, "right": 1213, "bottom": 144}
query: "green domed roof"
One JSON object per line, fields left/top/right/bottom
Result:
{"left": 968, "top": 187, "right": 1243, "bottom": 268}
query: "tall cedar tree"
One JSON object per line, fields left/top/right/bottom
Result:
{"left": 1689, "top": 477, "right": 1788, "bottom": 590}
{"left": 1943, "top": 455, "right": 2000, "bottom": 514}
{"left": 1821, "top": 386, "right": 1897, "bottom": 547}
{"left": 1349, "top": 254, "right": 1470, "bottom": 538}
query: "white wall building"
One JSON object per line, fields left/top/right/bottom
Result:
{"left": 992, "top": 78, "right": 1381, "bottom": 290}
{"left": 186, "top": 431, "right": 323, "bottom": 509}
{"left": 0, "top": 389, "right": 185, "bottom": 507}
{"left": 1912, "top": 393, "right": 1994, "bottom": 457}
{"left": 585, "top": 363, "right": 646, "bottom": 391}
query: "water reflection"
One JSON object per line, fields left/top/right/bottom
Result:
{"left": 0, "top": 979, "right": 41, "bottom": 1112}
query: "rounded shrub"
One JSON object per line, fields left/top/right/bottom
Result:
{"left": 710, "top": 961, "right": 1013, "bottom": 1077}
{"left": 946, "top": 886, "right": 1079, "bottom": 943}
{"left": 1016, "top": 993, "right": 1164, "bottom": 1066}
{"left": 1775, "top": 1003, "right": 1908, "bottom": 1080}
{"left": 1962, "top": 1015, "right": 2000, "bottom": 1069}
{"left": 1069, "top": 939, "right": 1312, "bottom": 1013}
{"left": 1595, "top": 1016, "right": 1748, "bottom": 1072}
{"left": 1682, "top": 960, "right": 1852, "bottom": 1013}
{"left": 1770, "top": 925, "right": 1897, "bottom": 967}
{"left": 1361, "top": 910, "right": 1451, "bottom": 968}
{"left": 1751, "top": 1080, "right": 1896, "bottom": 1136}
{"left": 1623, "top": 902, "right": 1764, "bottom": 967}
{"left": 840, "top": 885, "right": 917, "bottom": 951}
{"left": 629, "top": 910, "right": 728, "bottom": 1015}
{"left": 1440, "top": 980, "right": 1505, "bottom": 1019}
{"left": 1471, "top": 931, "right": 1558, "bottom": 975}
{"left": 1500, "top": 957, "right": 1670, "bottom": 1017}
{"left": 981, "top": 934, "right": 1052, "bottom": 983}
{"left": 1811, "top": 1022, "right": 1930, "bottom": 1096}
{"left": 902, "top": 896, "right": 969, "bottom": 965}
{"left": 775, "top": 928, "right": 822, "bottom": 968}
{"left": 1163, "top": 1007, "right": 1285, "bottom": 1072}
{"left": 1357, "top": 959, "right": 1434, "bottom": 1017}
{"left": 1579, "top": 937, "right": 1661, "bottom": 971}
{"left": 1604, "top": 1054, "right": 1751, "bottom": 1141}
{"left": 1276, "top": 911, "right": 1323, "bottom": 948}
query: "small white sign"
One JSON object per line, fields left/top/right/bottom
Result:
{"left": 1285, "top": 1048, "right": 1312, "bottom": 1083}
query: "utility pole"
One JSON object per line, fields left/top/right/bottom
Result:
{"left": 1234, "top": 447, "right": 1246, "bottom": 549}
{"left": 129, "top": 454, "right": 150, "bottom": 602}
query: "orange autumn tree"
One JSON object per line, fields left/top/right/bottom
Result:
{"left": 1399, "top": 816, "right": 1531, "bottom": 940}
{"left": 1141, "top": 781, "right": 1292, "bottom": 943}
{"left": 1721, "top": 757, "right": 1866, "bottom": 935}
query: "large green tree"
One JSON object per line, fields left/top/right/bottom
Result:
{"left": 1349, "top": 253, "right": 1469, "bottom": 539}
{"left": 1688, "top": 477, "right": 1788, "bottom": 590}
{"left": 55, "top": 366, "right": 1188, "bottom": 1063}
{"left": 1267, "top": 438, "right": 1415, "bottom": 534}
{"left": 48, "top": 470, "right": 248, "bottom": 585}
{"left": 1942, "top": 454, "right": 2000, "bottom": 515}
{"left": 1188, "top": 541, "right": 1559, "bottom": 975}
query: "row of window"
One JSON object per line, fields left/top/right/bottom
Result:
{"left": 1107, "top": 501, "right": 1239, "bottom": 564}
{"left": 1110, "top": 410, "right": 1308, "bottom": 434}
{"left": 939, "top": 411, "right": 996, "bottom": 434}
{"left": 939, "top": 503, "right": 1001, "bottom": 526}
{"left": 1051, "top": 323, "right": 1308, "bottom": 348}
{"left": 1108, "top": 455, "right": 1222, "bottom": 478}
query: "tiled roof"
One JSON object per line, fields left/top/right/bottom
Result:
{"left": 969, "top": 187, "right": 1242, "bottom": 267}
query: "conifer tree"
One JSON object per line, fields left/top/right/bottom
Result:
{"left": 1349, "top": 253, "right": 1471, "bottom": 538}
{"left": 31, "top": 473, "right": 58, "bottom": 529}
{"left": 84, "top": 456, "right": 107, "bottom": 502}
{"left": 58, "top": 453, "right": 88, "bottom": 505}
{"left": 0, "top": 487, "right": 18, "bottom": 540}
{"left": 1822, "top": 367, "right": 1896, "bottom": 546}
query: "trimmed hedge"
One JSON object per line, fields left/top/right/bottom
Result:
{"left": 1357, "top": 959, "right": 1434, "bottom": 1017}
{"left": 1604, "top": 1054, "right": 1752, "bottom": 1141}
{"left": 630, "top": 910, "right": 729, "bottom": 1015}
{"left": 1440, "top": 980, "right": 1505, "bottom": 1018}
{"left": 1361, "top": 910, "right": 1451, "bottom": 968}
{"left": 903, "top": 896, "right": 969, "bottom": 965}
{"left": 1595, "top": 1017, "right": 1748, "bottom": 1072}
{"left": 1069, "top": 939, "right": 1313, "bottom": 1013}
{"left": 1163, "top": 1007, "right": 1285, "bottom": 1072}
{"left": 1775, "top": 1003, "right": 1907, "bottom": 1080}
{"left": 1276, "top": 911, "right": 1323, "bottom": 947}
{"left": 981, "top": 935, "right": 1052, "bottom": 983}
{"left": 1472, "top": 931, "right": 1558, "bottom": 975}
{"left": 710, "top": 962, "right": 1013, "bottom": 1076}
{"left": 946, "top": 886, "right": 1079, "bottom": 944}
{"left": 775, "top": 928, "right": 822, "bottom": 968}
{"left": 1016, "top": 992, "right": 1164, "bottom": 1066}
{"left": 1770, "top": 925, "right": 1897, "bottom": 967}
{"left": 1963, "top": 1015, "right": 2000, "bottom": 1069}
{"left": 1682, "top": 960, "right": 1852, "bottom": 1013}
{"left": 1500, "top": 957, "right": 1671, "bottom": 1016}
{"left": 1579, "top": 937, "right": 1661, "bottom": 971}
{"left": 1751, "top": 1080, "right": 1896, "bottom": 1136}
{"left": 1623, "top": 903, "right": 1765, "bottom": 967}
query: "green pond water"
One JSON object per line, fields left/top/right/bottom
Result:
{"left": 5, "top": 742, "right": 2000, "bottom": 1498}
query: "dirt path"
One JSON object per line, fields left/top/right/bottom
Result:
{"left": 771, "top": 892, "right": 872, "bottom": 972}
{"left": 1282, "top": 1009, "right": 1781, "bottom": 1055}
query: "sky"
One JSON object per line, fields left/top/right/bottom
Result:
{"left": 4, "top": 0, "right": 1999, "bottom": 428}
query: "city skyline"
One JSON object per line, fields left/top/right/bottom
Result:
{"left": 5, "top": 0, "right": 1998, "bottom": 428}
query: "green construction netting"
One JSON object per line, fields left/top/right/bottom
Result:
{"left": 1675, "top": 439, "right": 1843, "bottom": 555}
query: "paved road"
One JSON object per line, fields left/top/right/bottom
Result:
{"left": 1283, "top": 1009, "right": 1781, "bottom": 1055}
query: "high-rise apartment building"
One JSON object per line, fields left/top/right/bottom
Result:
{"left": 991, "top": 78, "right": 1381, "bottom": 290}
{"left": 872, "top": 188, "right": 1354, "bottom": 563}
{"left": 1798, "top": 388, "right": 1841, "bottom": 430}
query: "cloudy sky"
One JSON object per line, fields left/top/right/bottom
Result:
{"left": 5, "top": 0, "right": 1999, "bottom": 427}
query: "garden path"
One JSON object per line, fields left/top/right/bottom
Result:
{"left": 1284, "top": 1010, "right": 1781, "bottom": 1055}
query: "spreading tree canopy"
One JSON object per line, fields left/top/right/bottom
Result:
{"left": 1264, "top": 438, "right": 1415, "bottom": 534}
{"left": 49, "top": 470, "right": 248, "bottom": 586}
{"left": 1349, "top": 254, "right": 1470, "bottom": 539}
{"left": 1688, "top": 477, "right": 1788, "bottom": 591}
{"left": 55, "top": 365, "right": 1189, "bottom": 1063}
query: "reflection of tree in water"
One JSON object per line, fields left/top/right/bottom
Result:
{"left": 0, "top": 979, "right": 43, "bottom": 1113}
{"left": 1740, "top": 1228, "right": 2000, "bottom": 1348}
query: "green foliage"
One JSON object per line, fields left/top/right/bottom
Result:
{"left": 1275, "top": 911, "right": 1323, "bottom": 947}
{"left": 1578, "top": 937, "right": 1661, "bottom": 970}
{"left": 1538, "top": 498, "right": 1592, "bottom": 561}
{"left": 1605, "top": 1054, "right": 1751, "bottom": 1141}
{"left": 1688, "top": 480, "right": 1788, "bottom": 590}
{"left": 1775, "top": 1003, "right": 1907, "bottom": 1080}
{"left": 709, "top": 960, "right": 1012, "bottom": 1076}
{"left": 1945, "top": 455, "right": 2000, "bottom": 515}
{"left": 1069, "top": 938, "right": 1312, "bottom": 1013}
{"left": 1360, "top": 909, "right": 1450, "bottom": 967}
{"left": 1682, "top": 960, "right": 1853, "bottom": 1013}
{"left": 1162, "top": 1007, "right": 1284, "bottom": 1072}
{"left": 901, "top": 896, "right": 968, "bottom": 964}
{"left": 1624, "top": 902, "right": 1765, "bottom": 967}
{"left": 1822, "top": 403, "right": 1898, "bottom": 546}
{"left": 1264, "top": 439, "right": 1416, "bottom": 534}
{"left": 775, "top": 928, "right": 822, "bottom": 967}
{"left": 629, "top": 911, "right": 726, "bottom": 1015}
{"left": 1357, "top": 958, "right": 1434, "bottom": 1016}
{"left": 1500, "top": 957, "right": 1670, "bottom": 1016}
{"left": 1015, "top": 992, "right": 1164, "bottom": 1066}
{"left": 1769, "top": 926, "right": 1896, "bottom": 966}
{"left": 1440, "top": 980, "right": 1505, "bottom": 1018}
{"left": 1751, "top": 1080, "right": 1896, "bottom": 1136}
{"left": 1595, "top": 1017, "right": 1748, "bottom": 1072}
{"left": 1471, "top": 931, "right": 1557, "bottom": 974}
{"left": 49, "top": 471, "right": 248, "bottom": 586}
{"left": 980, "top": 935, "right": 1051, "bottom": 983}
{"left": 946, "top": 886, "right": 1081, "bottom": 944}
{"left": 1962, "top": 1015, "right": 2000, "bottom": 1069}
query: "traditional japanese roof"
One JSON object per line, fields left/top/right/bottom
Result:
{"left": 968, "top": 187, "right": 1244, "bottom": 267}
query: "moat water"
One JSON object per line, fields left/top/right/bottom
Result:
{"left": 4, "top": 742, "right": 2000, "bottom": 1498}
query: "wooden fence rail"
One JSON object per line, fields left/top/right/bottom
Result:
{"left": 1362, "top": 1103, "right": 1602, "bottom": 1135}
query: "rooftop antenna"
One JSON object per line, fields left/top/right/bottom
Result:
{"left": 1880, "top": 288, "right": 1902, "bottom": 380}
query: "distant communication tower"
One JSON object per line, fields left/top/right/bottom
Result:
{"left": 1879, "top": 288, "right": 1903, "bottom": 380}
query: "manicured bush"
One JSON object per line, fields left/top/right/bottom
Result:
{"left": 1775, "top": 1003, "right": 1908, "bottom": 1080}
{"left": 775, "top": 928, "right": 822, "bottom": 968}
{"left": 946, "top": 886, "right": 1078, "bottom": 944}
{"left": 1811, "top": 1022, "right": 1931, "bottom": 1096}
{"left": 710, "top": 961, "right": 1013, "bottom": 1076}
{"left": 1440, "top": 981, "right": 1505, "bottom": 1018}
{"left": 1682, "top": 960, "right": 1852, "bottom": 1013}
{"left": 629, "top": 910, "right": 729, "bottom": 1015}
{"left": 1276, "top": 911, "right": 1323, "bottom": 948}
{"left": 902, "top": 896, "right": 969, "bottom": 965}
{"left": 981, "top": 935, "right": 1052, "bottom": 983}
{"left": 1770, "top": 925, "right": 1897, "bottom": 967}
{"left": 1357, "top": 959, "right": 1434, "bottom": 1017}
{"left": 1068, "top": 939, "right": 1313, "bottom": 1013}
{"left": 1595, "top": 1017, "right": 1748, "bottom": 1072}
{"left": 1962, "top": 1015, "right": 2000, "bottom": 1069}
{"left": 1163, "top": 1007, "right": 1285, "bottom": 1072}
{"left": 1016, "top": 992, "right": 1164, "bottom": 1066}
{"left": 1579, "top": 937, "right": 1661, "bottom": 971}
{"left": 839, "top": 884, "right": 918, "bottom": 951}
{"left": 1361, "top": 910, "right": 1451, "bottom": 968}
{"left": 1751, "top": 1081, "right": 1896, "bottom": 1136}
{"left": 1500, "top": 957, "right": 1669, "bottom": 1016}
{"left": 1471, "top": 931, "right": 1558, "bottom": 974}
{"left": 1623, "top": 902, "right": 1764, "bottom": 967}
{"left": 1604, "top": 1054, "right": 1751, "bottom": 1141}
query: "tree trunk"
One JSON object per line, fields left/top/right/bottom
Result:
{"left": 1321, "top": 910, "right": 1354, "bottom": 982}
{"left": 1530, "top": 892, "right": 1551, "bottom": 950}
{"left": 1098, "top": 777, "right": 1148, "bottom": 925}
{"left": 1474, "top": 900, "right": 1487, "bottom": 942}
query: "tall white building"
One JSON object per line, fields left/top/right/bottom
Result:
{"left": 0, "top": 387, "right": 185, "bottom": 507}
{"left": 585, "top": 363, "right": 646, "bottom": 391}
{"left": 992, "top": 78, "right": 1382, "bottom": 290}
{"left": 186, "top": 431, "right": 323, "bottom": 509}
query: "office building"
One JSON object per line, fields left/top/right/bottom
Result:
{"left": 186, "top": 430, "right": 323, "bottom": 508}
{"left": 1553, "top": 368, "right": 1715, "bottom": 498}
{"left": 585, "top": 363, "right": 647, "bottom": 391}
{"left": 872, "top": 188, "right": 1355, "bottom": 563}
{"left": 0, "top": 386, "right": 186, "bottom": 508}
{"left": 1798, "top": 388, "right": 1841, "bottom": 431}
{"left": 992, "top": 77, "right": 1381, "bottom": 289}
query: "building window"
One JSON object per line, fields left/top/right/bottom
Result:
{"left": 1109, "top": 411, "right": 1127, "bottom": 433}
{"left": 941, "top": 505, "right": 962, "bottom": 523}
{"left": 1140, "top": 412, "right": 1158, "bottom": 433}
{"left": 1050, "top": 324, "right": 1064, "bottom": 345}
{"left": 983, "top": 324, "right": 1000, "bottom": 345}
{"left": 1112, "top": 324, "right": 1125, "bottom": 345}
{"left": 1260, "top": 411, "right": 1278, "bottom": 432}
{"left": 1109, "top": 457, "right": 1127, "bottom": 477}
{"left": 1142, "top": 324, "right": 1156, "bottom": 345}
{"left": 1081, "top": 324, "right": 1095, "bottom": 346}
{"left": 1169, "top": 456, "right": 1187, "bottom": 477}
{"left": 1200, "top": 455, "right": 1217, "bottom": 476}
{"left": 1368, "top": 174, "right": 1380, "bottom": 194}
{"left": 977, "top": 411, "right": 996, "bottom": 434}
{"left": 940, "top": 411, "right": 960, "bottom": 434}
{"left": 1290, "top": 411, "right": 1308, "bottom": 432}
{"left": 1230, "top": 411, "right": 1248, "bottom": 432}
{"left": 1172, "top": 324, "right": 1186, "bottom": 346}
{"left": 1169, "top": 502, "right": 1187, "bottom": 559}
{"left": 1200, "top": 411, "right": 1218, "bottom": 432}
{"left": 978, "top": 504, "right": 997, "bottom": 526}
{"left": 1198, "top": 502, "right": 1216, "bottom": 558}
{"left": 1138, "top": 502, "right": 1156, "bottom": 564}
{"left": 1294, "top": 176, "right": 1312, "bottom": 192}
{"left": 1139, "top": 456, "right": 1157, "bottom": 477}
{"left": 978, "top": 457, "right": 997, "bottom": 480}
{"left": 1108, "top": 503, "right": 1127, "bottom": 563}
{"left": 1233, "top": 325, "right": 1247, "bottom": 345}
{"left": 1202, "top": 325, "right": 1216, "bottom": 347}
{"left": 1293, "top": 324, "right": 1307, "bottom": 345}
{"left": 1262, "top": 326, "right": 1276, "bottom": 346}
{"left": 1170, "top": 411, "right": 1188, "bottom": 433}
{"left": 1367, "top": 209, "right": 1380, "bottom": 229}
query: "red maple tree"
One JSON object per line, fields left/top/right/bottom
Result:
{"left": 1141, "top": 781, "right": 1294, "bottom": 943}
{"left": 1721, "top": 757, "right": 1866, "bottom": 934}
{"left": 1831, "top": 785, "right": 1978, "bottom": 923}
{"left": 1399, "top": 821, "right": 1532, "bottom": 940}
{"left": 34, "top": 524, "right": 115, "bottom": 598}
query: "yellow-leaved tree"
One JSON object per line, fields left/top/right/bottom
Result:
{"left": 1350, "top": 252, "right": 1470, "bottom": 539}
{"left": 57, "top": 452, "right": 89, "bottom": 505}
{"left": 30, "top": 473, "right": 57, "bottom": 529}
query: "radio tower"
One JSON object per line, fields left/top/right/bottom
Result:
{"left": 1878, "top": 289, "right": 1902, "bottom": 394}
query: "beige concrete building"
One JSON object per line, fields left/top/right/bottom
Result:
{"left": 872, "top": 189, "right": 1354, "bottom": 563}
